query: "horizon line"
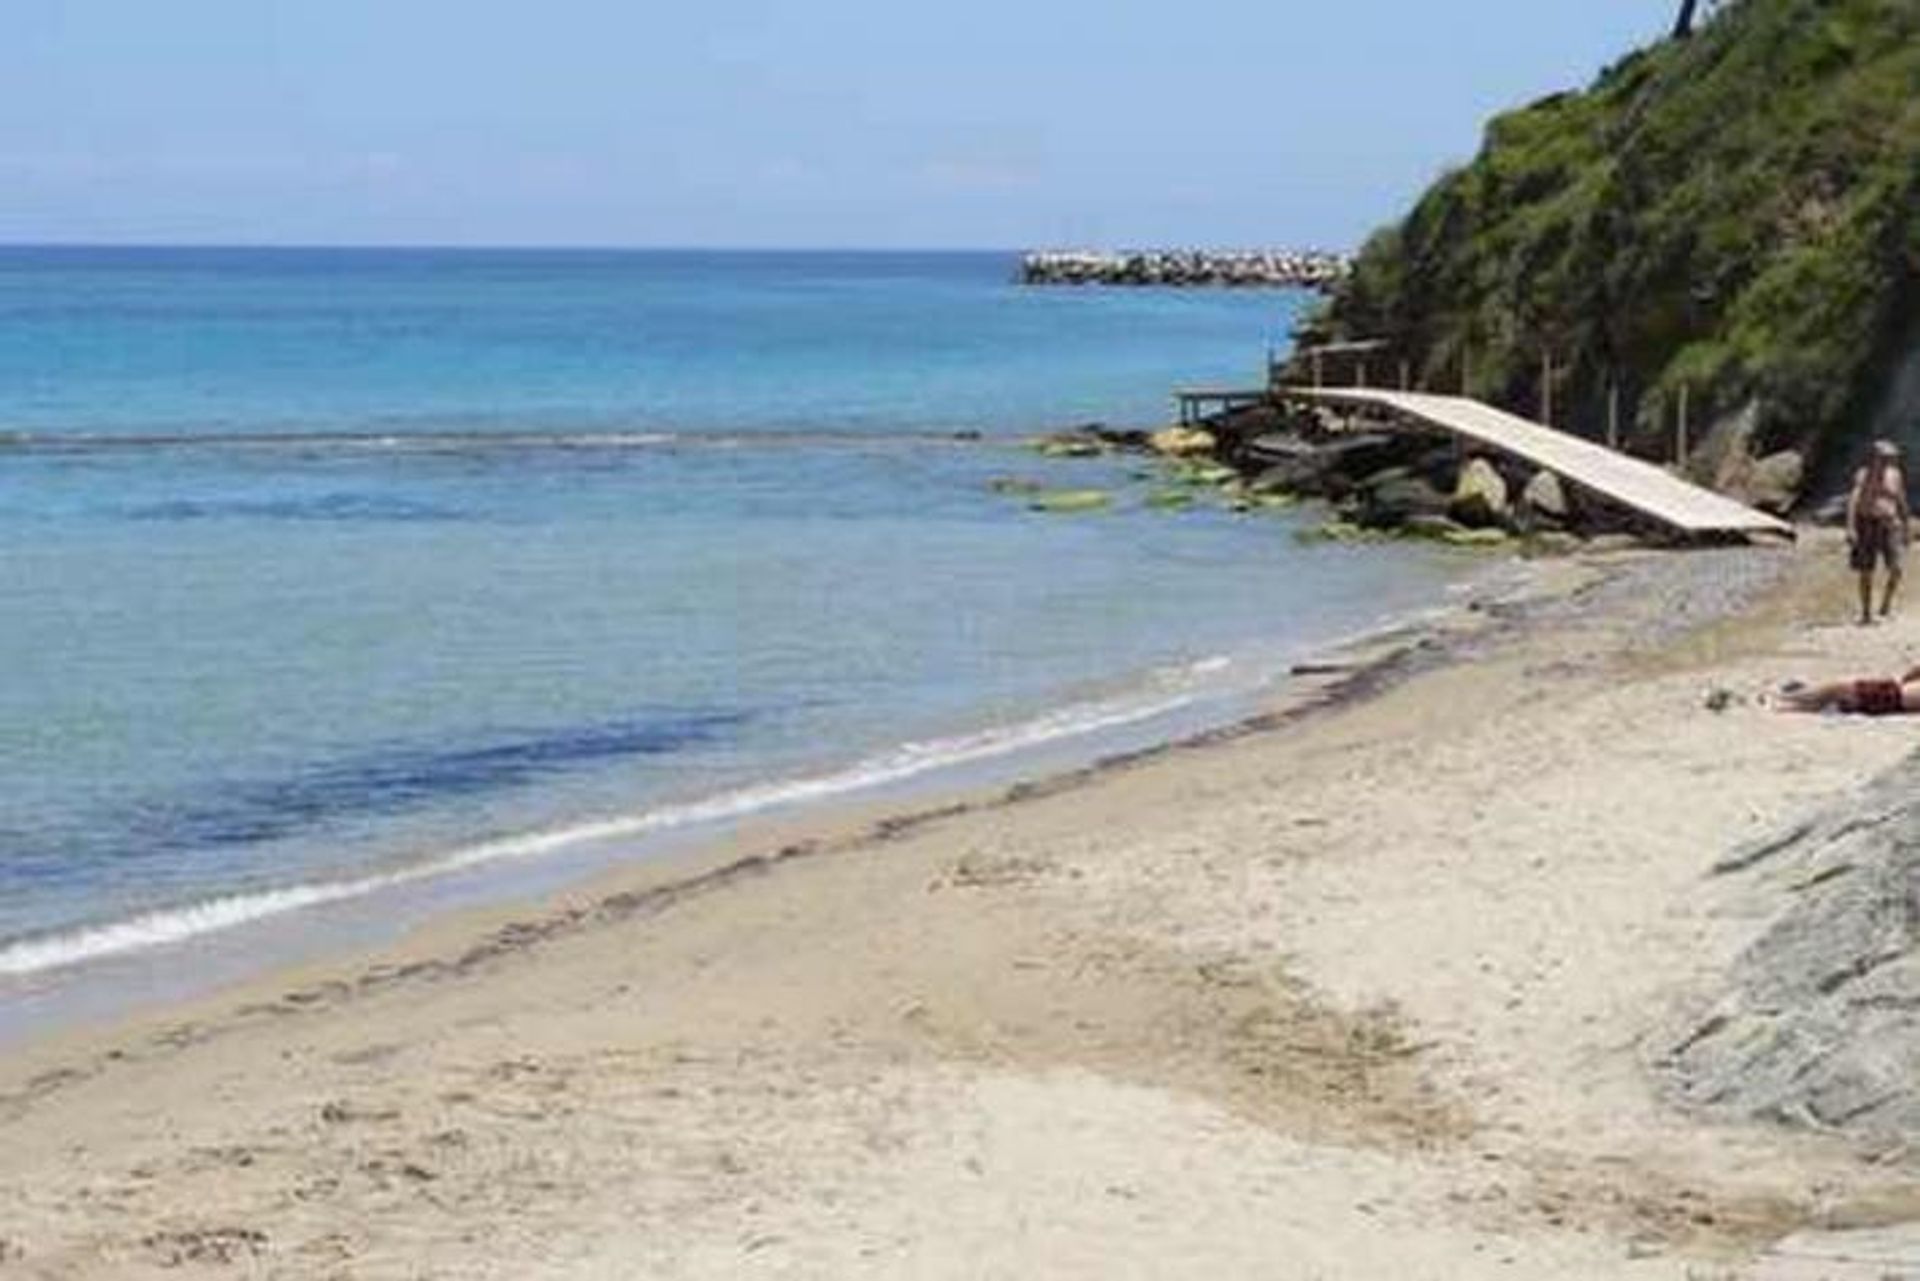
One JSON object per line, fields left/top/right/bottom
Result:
{"left": 0, "top": 239, "right": 1348, "bottom": 255}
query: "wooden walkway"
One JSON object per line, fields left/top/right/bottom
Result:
{"left": 1284, "top": 387, "right": 1794, "bottom": 540}
{"left": 1174, "top": 387, "right": 1270, "bottom": 426}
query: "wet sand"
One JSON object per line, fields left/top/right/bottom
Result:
{"left": 6, "top": 532, "right": 1920, "bottom": 1278}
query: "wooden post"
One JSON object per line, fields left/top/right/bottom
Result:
{"left": 1357, "top": 359, "right": 1368, "bottom": 390}
{"left": 1312, "top": 349, "right": 1323, "bottom": 389}
{"left": 1606, "top": 382, "right": 1620, "bottom": 451}
{"left": 1399, "top": 360, "right": 1410, "bottom": 392}
{"left": 1461, "top": 342, "right": 1471, "bottom": 397}
{"left": 1540, "top": 351, "right": 1554, "bottom": 428}
{"left": 1676, "top": 384, "right": 1690, "bottom": 466}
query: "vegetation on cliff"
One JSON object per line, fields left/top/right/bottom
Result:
{"left": 1314, "top": 0, "right": 1920, "bottom": 494}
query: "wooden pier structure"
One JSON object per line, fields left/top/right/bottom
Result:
{"left": 1174, "top": 387, "right": 1271, "bottom": 426}
{"left": 1281, "top": 387, "right": 1794, "bottom": 540}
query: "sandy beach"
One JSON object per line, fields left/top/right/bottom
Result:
{"left": 8, "top": 532, "right": 1920, "bottom": 1278}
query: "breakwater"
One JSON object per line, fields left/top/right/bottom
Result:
{"left": 1020, "top": 249, "right": 1349, "bottom": 290}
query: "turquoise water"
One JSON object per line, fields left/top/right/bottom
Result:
{"left": 0, "top": 248, "right": 1465, "bottom": 1005}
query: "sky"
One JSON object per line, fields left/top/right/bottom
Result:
{"left": 6, "top": 2, "right": 1686, "bottom": 250}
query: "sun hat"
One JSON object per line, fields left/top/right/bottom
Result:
{"left": 1874, "top": 438, "right": 1902, "bottom": 458}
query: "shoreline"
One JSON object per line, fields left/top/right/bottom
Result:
{"left": 11, "top": 532, "right": 1920, "bottom": 1275}
{"left": 0, "top": 543, "right": 1514, "bottom": 1047}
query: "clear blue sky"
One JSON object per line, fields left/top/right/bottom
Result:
{"left": 7, "top": 2, "right": 1682, "bottom": 249}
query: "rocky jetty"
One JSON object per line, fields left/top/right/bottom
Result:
{"left": 1020, "top": 249, "right": 1349, "bottom": 290}
{"left": 1014, "top": 402, "right": 1654, "bottom": 547}
{"left": 1193, "top": 399, "right": 1660, "bottom": 547}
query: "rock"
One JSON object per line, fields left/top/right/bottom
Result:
{"left": 1746, "top": 450, "right": 1805, "bottom": 513}
{"left": 1402, "top": 513, "right": 1468, "bottom": 541}
{"left": 1241, "top": 433, "right": 1319, "bottom": 466}
{"left": 1297, "top": 520, "right": 1384, "bottom": 545}
{"left": 1149, "top": 426, "right": 1218, "bottom": 457}
{"left": 1521, "top": 470, "right": 1570, "bottom": 523}
{"left": 1689, "top": 399, "right": 1762, "bottom": 490}
{"left": 1321, "top": 432, "right": 1417, "bottom": 475}
{"left": 1809, "top": 491, "right": 1850, "bottom": 526}
{"left": 1689, "top": 400, "right": 1804, "bottom": 512}
{"left": 1524, "top": 530, "right": 1585, "bottom": 556}
{"left": 1088, "top": 425, "right": 1153, "bottom": 450}
{"left": 1441, "top": 526, "right": 1512, "bottom": 548}
{"left": 1584, "top": 533, "right": 1645, "bottom": 553}
{"left": 988, "top": 476, "right": 1046, "bottom": 495}
{"left": 1145, "top": 489, "right": 1196, "bottom": 510}
{"left": 1250, "top": 456, "right": 1332, "bottom": 495}
{"left": 1028, "top": 490, "right": 1112, "bottom": 514}
{"left": 1168, "top": 460, "right": 1240, "bottom": 487}
{"left": 1032, "top": 434, "right": 1104, "bottom": 458}
{"left": 1654, "top": 751, "right": 1920, "bottom": 1143}
{"left": 1245, "top": 433, "right": 1410, "bottom": 497}
{"left": 1450, "top": 458, "right": 1511, "bottom": 527}
{"left": 1357, "top": 469, "right": 1451, "bottom": 528}
{"left": 1411, "top": 442, "right": 1463, "bottom": 488}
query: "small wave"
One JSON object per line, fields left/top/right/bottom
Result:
{"left": 8, "top": 427, "right": 1000, "bottom": 459}
{"left": 0, "top": 672, "right": 1222, "bottom": 978}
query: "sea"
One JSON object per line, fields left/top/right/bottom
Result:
{"left": 0, "top": 246, "right": 1476, "bottom": 1036}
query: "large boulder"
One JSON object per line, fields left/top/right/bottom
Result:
{"left": 1521, "top": 470, "right": 1570, "bottom": 524}
{"left": 1688, "top": 399, "right": 1763, "bottom": 491}
{"left": 1246, "top": 432, "right": 1409, "bottom": 498}
{"left": 1689, "top": 398, "right": 1806, "bottom": 511}
{"left": 1744, "top": 450, "right": 1805, "bottom": 514}
{"left": 1355, "top": 468, "right": 1450, "bottom": 528}
{"left": 1450, "top": 458, "right": 1511, "bottom": 527}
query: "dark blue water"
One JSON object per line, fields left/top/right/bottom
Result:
{"left": 0, "top": 247, "right": 1466, "bottom": 987}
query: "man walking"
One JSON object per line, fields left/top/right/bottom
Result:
{"left": 1847, "top": 439, "right": 1910, "bottom": 624}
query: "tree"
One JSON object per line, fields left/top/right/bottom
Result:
{"left": 1673, "top": 0, "right": 1701, "bottom": 38}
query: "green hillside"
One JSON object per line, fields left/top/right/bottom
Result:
{"left": 1314, "top": 0, "right": 1920, "bottom": 497}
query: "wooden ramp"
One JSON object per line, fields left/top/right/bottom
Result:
{"left": 1285, "top": 387, "right": 1794, "bottom": 540}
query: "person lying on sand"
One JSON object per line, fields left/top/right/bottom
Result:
{"left": 1773, "top": 665, "right": 1920, "bottom": 715}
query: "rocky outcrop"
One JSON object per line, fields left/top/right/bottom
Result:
{"left": 1315, "top": 0, "right": 1920, "bottom": 493}
{"left": 1655, "top": 753, "right": 1920, "bottom": 1141}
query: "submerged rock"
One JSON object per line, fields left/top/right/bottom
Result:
{"left": 1401, "top": 513, "right": 1469, "bottom": 541}
{"left": 1028, "top": 489, "right": 1113, "bottom": 514}
{"left": 1523, "top": 530, "right": 1585, "bottom": 557}
{"left": 1031, "top": 433, "right": 1105, "bottom": 459}
{"left": 1149, "top": 426, "right": 1218, "bottom": 457}
{"left": 1440, "top": 526, "right": 1512, "bottom": 548}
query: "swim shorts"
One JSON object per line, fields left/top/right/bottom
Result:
{"left": 1850, "top": 517, "right": 1904, "bottom": 573}
{"left": 1854, "top": 678, "right": 1907, "bottom": 716}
